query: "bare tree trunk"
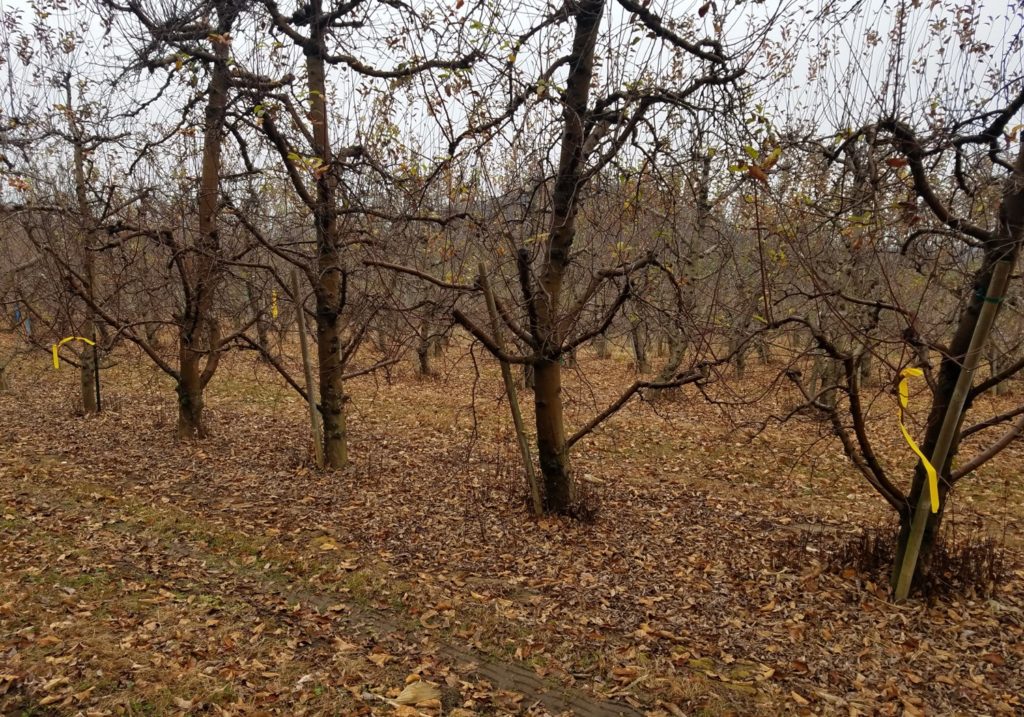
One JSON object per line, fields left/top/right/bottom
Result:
{"left": 67, "top": 77, "right": 99, "bottom": 414}
{"left": 528, "top": 0, "right": 604, "bottom": 513}
{"left": 523, "top": 363, "right": 535, "bottom": 389}
{"left": 416, "top": 320, "right": 434, "bottom": 377}
{"left": 630, "top": 318, "right": 650, "bottom": 373}
{"left": 306, "top": 19, "right": 348, "bottom": 468}
{"left": 988, "top": 346, "right": 1010, "bottom": 396}
{"left": 417, "top": 338, "right": 432, "bottom": 377}
{"left": 144, "top": 318, "right": 160, "bottom": 348}
{"left": 811, "top": 354, "right": 838, "bottom": 410}
{"left": 176, "top": 350, "right": 206, "bottom": 438}
{"left": 533, "top": 357, "right": 574, "bottom": 510}
{"left": 593, "top": 334, "right": 611, "bottom": 359}
{"left": 431, "top": 332, "right": 446, "bottom": 357}
{"left": 893, "top": 147, "right": 1024, "bottom": 589}
{"left": 176, "top": 11, "right": 233, "bottom": 438}
{"left": 732, "top": 334, "right": 747, "bottom": 378}
{"left": 654, "top": 334, "right": 668, "bottom": 358}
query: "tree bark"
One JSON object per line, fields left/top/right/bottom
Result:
{"left": 176, "top": 10, "right": 234, "bottom": 438}
{"left": 630, "top": 318, "right": 650, "bottom": 373}
{"left": 66, "top": 77, "right": 99, "bottom": 414}
{"left": 534, "top": 357, "right": 574, "bottom": 510}
{"left": 417, "top": 322, "right": 433, "bottom": 377}
{"left": 858, "top": 349, "right": 873, "bottom": 387}
{"left": 306, "top": 5, "right": 349, "bottom": 468}
{"left": 176, "top": 351, "right": 206, "bottom": 438}
{"left": 527, "top": 0, "right": 604, "bottom": 513}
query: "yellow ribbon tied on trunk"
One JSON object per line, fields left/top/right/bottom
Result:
{"left": 898, "top": 367, "right": 939, "bottom": 513}
{"left": 52, "top": 335, "right": 95, "bottom": 369}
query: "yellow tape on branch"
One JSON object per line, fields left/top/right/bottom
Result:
{"left": 898, "top": 367, "right": 939, "bottom": 513}
{"left": 271, "top": 289, "right": 279, "bottom": 319}
{"left": 51, "top": 336, "right": 96, "bottom": 369}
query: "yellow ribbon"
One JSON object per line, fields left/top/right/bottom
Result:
{"left": 898, "top": 367, "right": 939, "bottom": 513}
{"left": 52, "top": 336, "right": 96, "bottom": 369}
{"left": 271, "top": 289, "right": 279, "bottom": 319}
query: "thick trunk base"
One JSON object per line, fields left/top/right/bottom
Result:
{"left": 176, "top": 387, "right": 207, "bottom": 439}
{"left": 533, "top": 359, "right": 575, "bottom": 514}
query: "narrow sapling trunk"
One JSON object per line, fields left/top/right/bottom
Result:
{"left": 480, "top": 263, "right": 543, "bottom": 516}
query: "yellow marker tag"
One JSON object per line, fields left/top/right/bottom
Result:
{"left": 271, "top": 289, "right": 279, "bottom": 319}
{"left": 51, "top": 336, "right": 96, "bottom": 370}
{"left": 898, "top": 367, "right": 939, "bottom": 513}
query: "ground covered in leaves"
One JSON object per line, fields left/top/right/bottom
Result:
{"left": 1, "top": 344, "right": 1022, "bottom": 716}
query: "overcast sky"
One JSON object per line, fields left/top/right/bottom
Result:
{"left": 1, "top": 0, "right": 1020, "bottom": 191}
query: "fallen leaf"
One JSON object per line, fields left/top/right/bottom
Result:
{"left": 396, "top": 680, "right": 441, "bottom": 705}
